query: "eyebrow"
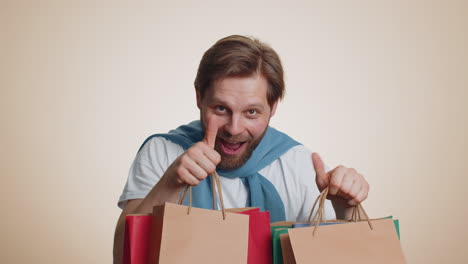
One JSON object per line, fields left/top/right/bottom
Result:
{"left": 210, "top": 97, "right": 265, "bottom": 110}
{"left": 247, "top": 104, "right": 265, "bottom": 110}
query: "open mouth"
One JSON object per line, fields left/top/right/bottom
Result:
{"left": 218, "top": 138, "right": 247, "bottom": 156}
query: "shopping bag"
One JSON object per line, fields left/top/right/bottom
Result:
{"left": 287, "top": 188, "right": 406, "bottom": 263}
{"left": 227, "top": 208, "right": 272, "bottom": 264}
{"left": 148, "top": 172, "right": 249, "bottom": 264}
{"left": 271, "top": 227, "right": 290, "bottom": 264}
{"left": 272, "top": 222, "right": 340, "bottom": 264}
{"left": 293, "top": 217, "right": 400, "bottom": 239}
{"left": 123, "top": 214, "right": 152, "bottom": 264}
{"left": 280, "top": 232, "right": 295, "bottom": 264}
{"left": 271, "top": 194, "right": 342, "bottom": 264}
{"left": 270, "top": 221, "right": 330, "bottom": 264}
{"left": 279, "top": 218, "right": 400, "bottom": 264}
{"left": 394, "top": 218, "right": 400, "bottom": 239}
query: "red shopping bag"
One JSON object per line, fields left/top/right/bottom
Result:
{"left": 123, "top": 214, "right": 152, "bottom": 264}
{"left": 228, "top": 208, "right": 272, "bottom": 264}
{"left": 123, "top": 173, "right": 266, "bottom": 264}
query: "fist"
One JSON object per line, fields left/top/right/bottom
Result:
{"left": 312, "top": 152, "right": 369, "bottom": 207}
{"left": 166, "top": 116, "right": 221, "bottom": 187}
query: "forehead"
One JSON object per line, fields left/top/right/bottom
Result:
{"left": 205, "top": 75, "right": 269, "bottom": 107}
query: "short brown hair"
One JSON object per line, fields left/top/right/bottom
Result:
{"left": 194, "top": 35, "right": 285, "bottom": 106}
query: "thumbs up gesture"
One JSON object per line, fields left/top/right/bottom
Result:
{"left": 312, "top": 153, "right": 369, "bottom": 208}
{"left": 164, "top": 116, "right": 222, "bottom": 188}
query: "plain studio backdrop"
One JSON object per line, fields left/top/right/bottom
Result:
{"left": 1, "top": 0, "right": 467, "bottom": 263}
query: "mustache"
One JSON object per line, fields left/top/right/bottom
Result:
{"left": 216, "top": 131, "right": 252, "bottom": 142}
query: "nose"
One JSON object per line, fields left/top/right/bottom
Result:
{"left": 223, "top": 114, "right": 244, "bottom": 137}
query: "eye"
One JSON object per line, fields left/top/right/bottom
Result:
{"left": 215, "top": 105, "right": 226, "bottom": 113}
{"left": 247, "top": 109, "right": 257, "bottom": 116}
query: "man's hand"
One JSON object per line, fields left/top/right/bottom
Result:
{"left": 312, "top": 152, "right": 369, "bottom": 218}
{"left": 114, "top": 117, "right": 222, "bottom": 264}
{"left": 163, "top": 116, "right": 221, "bottom": 188}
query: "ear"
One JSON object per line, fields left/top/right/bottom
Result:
{"left": 196, "top": 91, "right": 202, "bottom": 109}
{"left": 270, "top": 100, "right": 279, "bottom": 117}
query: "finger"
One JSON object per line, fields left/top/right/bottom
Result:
{"left": 339, "top": 174, "right": 355, "bottom": 198}
{"left": 329, "top": 166, "right": 345, "bottom": 195}
{"left": 312, "top": 152, "right": 330, "bottom": 190}
{"left": 196, "top": 142, "right": 221, "bottom": 164}
{"left": 311, "top": 152, "right": 326, "bottom": 177}
{"left": 194, "top": 155, "right": 217, "bottom": 174}
{"left": 204, "top": 148, "right": 221, "bottom": 165}
{"left": 203, "top": 116, "right": 219, "bottom": 148}
{"left": 348, "top": 187, "right": 369, "bottom": 206}
{"left": 346, "top": 176, "right": 362, "bottom": 201}
{"left": 177, "top": 167, "right": 200, "bottom": 186}
{"left": 185, "top": 158, "right": 209, "bottom": 181}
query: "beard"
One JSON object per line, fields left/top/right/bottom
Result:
{"left": 214, "top": 128, "right": 267, "bottom": 170}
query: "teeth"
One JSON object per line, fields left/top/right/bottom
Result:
{"left": 223, "top": 139, "right": 241, "bottom": 144}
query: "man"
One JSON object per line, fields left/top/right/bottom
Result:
{"left": 113, "top": 35, "right": 369, "bottom": 263}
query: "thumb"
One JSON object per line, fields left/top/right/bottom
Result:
{"left": 312, "top": 152, "right": 329, "bottom": 190}
{"left": 203, "top": 116, "right": 218, "bottom": 149}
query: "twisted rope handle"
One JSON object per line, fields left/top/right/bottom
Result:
{"left": 307, "top": 187, "right": 374, "bottom": 236}
{"left": 178, "top": 170, "right": 226, "bottom": 220}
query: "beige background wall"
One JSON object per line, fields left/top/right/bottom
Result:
{"left": 1, "top": 0, "right": 467, "bottom": 263}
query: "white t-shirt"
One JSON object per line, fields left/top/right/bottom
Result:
{"left": 118, "top": 137, "right": 336, "bottom": 222}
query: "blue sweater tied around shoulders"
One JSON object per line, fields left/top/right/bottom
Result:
{"left": 138, "top": 120, "right": 300, "bottom": 222}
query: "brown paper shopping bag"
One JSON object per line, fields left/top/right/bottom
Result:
{"left": 148, "top": 172, "right": 249, "bottom": 264}
{"left": 275, "top": 192, "right": 341, "bottom": 264}
{"left": 280, "top": 232, "right": 295, "bottom": 264}
{"left": 287, "top": 188, "right": 406, "bottom": 263}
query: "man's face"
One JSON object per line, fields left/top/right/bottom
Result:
{"left": 197, "top": 74, "right": 278, "bottom": 170}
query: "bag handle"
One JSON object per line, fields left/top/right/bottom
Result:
{"left": 177, "top": 171, "right": 227, "bottom": 220}
{"left": 307, "top": 187, "right": 374, "bottom": 235}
